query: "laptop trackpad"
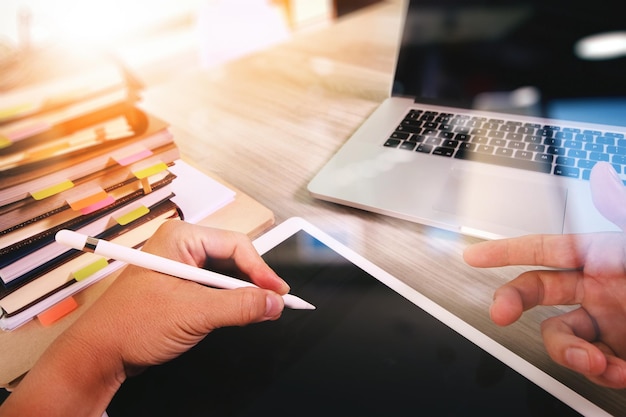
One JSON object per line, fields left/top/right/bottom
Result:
{"left": 434, "top": 167, "right": 567, "bottom": 236}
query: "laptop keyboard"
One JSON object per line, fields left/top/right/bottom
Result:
{"left": 383, "top": 109, "right": 626, "bottom": 181}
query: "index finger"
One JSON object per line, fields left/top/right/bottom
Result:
{"left": 463, "top": 233, "right": 590, "bottom": 269}
{"left": 144, "top": 220, "right": 290, "bottom": 294}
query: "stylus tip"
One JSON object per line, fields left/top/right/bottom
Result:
{"left": 284, "top": 294, "right": 316, "bottom": 310}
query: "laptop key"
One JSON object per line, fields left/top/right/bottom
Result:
{"left": 508, "top": 141, "right": 526, "bottom": 150}
{"left": 589, "top": 152, "right": 610, "bottom": 162}
{"left": 433, "top": 147, "right": 455, "bottom": 157}
{"left": 459, "top": 142, "right": 476, "bottom": 151}
{"left": 425, "top": 137, "right": 442, "bottom": 146}
{"left": 399, "top": 141, "right": 417, "bottom": 151}
{"left": 390, "top": 132, "right": 410, "bottom": 140}
{"left": 409, "top": 134, "right": 426, "bottom": 142}
{"left": 613, "top": 155, "right": 626, "bottom": 165}
{"left": 556, "top": 156, "right": 576, "bottom": 166}
{"left": 395, "top": 125, "right": 422, "bottom": 134}
{"left": 495, "top": 148, "right": 514, "bottom": 157}
{"left": 416, "top": 144, "right": 433, "bottom": 153}
{"left": 554, "top": 165, "right": 580, "bottom": 178}
{"left": 535, "top": 153, "right": 553, "bottom": 163}
{"left": 384, "top": 139, "right": 401, "bottom": 148}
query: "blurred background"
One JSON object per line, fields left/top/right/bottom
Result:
{"left": 0, "top": 0, "right": 382, "bottom": 91}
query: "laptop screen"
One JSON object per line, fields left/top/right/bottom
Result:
{"left": 393, "top": 0, "right": 626, "bottom": 126}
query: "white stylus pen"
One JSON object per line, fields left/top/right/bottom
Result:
{"left": 55, "top": 229, "right": 315, "bottom": 310}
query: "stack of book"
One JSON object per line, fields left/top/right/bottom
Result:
{"left": 0, "top": 65, "right": 235, "bottom": 330}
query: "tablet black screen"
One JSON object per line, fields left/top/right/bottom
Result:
{"left": 107, "top": 230, "right": 581, "bottom": 416}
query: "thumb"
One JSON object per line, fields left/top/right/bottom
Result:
{"left": 590, "top": 162, "right": 626, "bottom": 231}
{"left": 195, "top": 288, "right": 285, "bottom": 329}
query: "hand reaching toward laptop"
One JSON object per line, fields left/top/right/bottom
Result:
{"left": 464, "top": 162, "right": 626, "bottom": 388}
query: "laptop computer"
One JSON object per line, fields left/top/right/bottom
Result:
{"left": 308, "top": 0, "right": 626, "bottom": 239}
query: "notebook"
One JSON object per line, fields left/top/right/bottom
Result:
{"left": 308, "top": 0, "right": 626, "bottom": 239}
{"left": 105, "top": 217, "right": 611, "bottom": 416}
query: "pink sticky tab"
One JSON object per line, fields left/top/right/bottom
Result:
{"left": 37, "top": 297, "right": 78, "bottom": 326}
{"left": 114, "top": 149, "right": 153, "bottom": 166}
{"left": 6, "top": 121, "right": 51, "bottom": 142}
{"left": 80, "top": 195, "right": 116, "bottom": 214}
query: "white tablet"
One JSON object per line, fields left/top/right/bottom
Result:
{"left": 107, "top": 217, "right": 610, "bottom": 416}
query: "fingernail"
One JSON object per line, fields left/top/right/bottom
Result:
{"left": 488, "top": 301, "right": 495, "bottom": 320}
{"left": 565, "top": 347, "right": 591, "bottom": 373}
{"left": 265, "top": 293, "right": 283, "bottom": 318}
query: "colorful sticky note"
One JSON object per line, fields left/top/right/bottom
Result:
{"left": 0, "top": 103, "right": 35, "bottom": 121}
{"left": 67, "top": 188, "right": 108, "bottom": 211}
{"left": 6, "top": 120, "right": 50, "bottom": 141}
{"left": 112, "top": 147, "right": 153, "bottom": 166}
{"left": 31, "top": 180, "right": 74, "bottom": 200}
{"left": 80, "top": 195, "right": 116, "bottom": 215}
{"left": 72, "top": 258, "right": 108, "bottom": 281}
{"left": 132, "top": 162, "right": 169, "bottom": 179}
{"left": 0, "top": 136, "right": 12, "bottom": 149}
{"left": 37, "top": 297, "right": 78, "bottom": 326}
{"left": 115, "top": 205, "right": 150, "bottom": 225}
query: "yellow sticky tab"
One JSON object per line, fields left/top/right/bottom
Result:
{"left": 115, "top": 205, "right": 149, "bottom": 225}
{"left": 31, "top": 180, "right": 74, "bottom": 200}
{"left": 0, "top": 136, "right": 12, "bottom": 149}
{"left": 37, "top": 297, "right": 78, "bottom": 326}
{"left": 132, "top": 162, "right": 168, "bottom": 179}
{"left": 0, "top": 103, "right": 34, "bottom": 120}
{"left": 72, "top": 257, "right": 108, "bottom": 281}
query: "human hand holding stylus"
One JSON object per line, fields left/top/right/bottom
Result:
{"left": 1, "top": 220, "right": 305, "bottom": 417}
{"left": 55, "top": 229, "right": 315, "bottom": 310}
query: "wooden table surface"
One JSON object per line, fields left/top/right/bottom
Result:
{"left": 140, "top": 1, "right": 626, "bottom": 414}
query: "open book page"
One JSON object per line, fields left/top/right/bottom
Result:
{"left": 170, "top": 159, "right": 236, "bottom": 224}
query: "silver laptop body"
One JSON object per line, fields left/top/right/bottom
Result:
{"left": 309, "top": 0, "right": 626, "bottom": 239}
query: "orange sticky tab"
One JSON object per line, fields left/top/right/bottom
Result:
{"left": 37, "top": 297, "right": 78, "bottom": 326}
{"left": 26, "top": 141, "right": 70, "bottom": 160}
{"left": 67, "top": 188, "right": 108, "bottom": 211}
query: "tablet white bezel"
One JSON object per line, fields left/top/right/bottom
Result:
{"left": 253, "top": 217, "right": 611, "bottom": 417}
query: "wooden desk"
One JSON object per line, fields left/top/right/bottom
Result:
{"left": 139, "top": 1, "right": 626, "bottom": 414}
